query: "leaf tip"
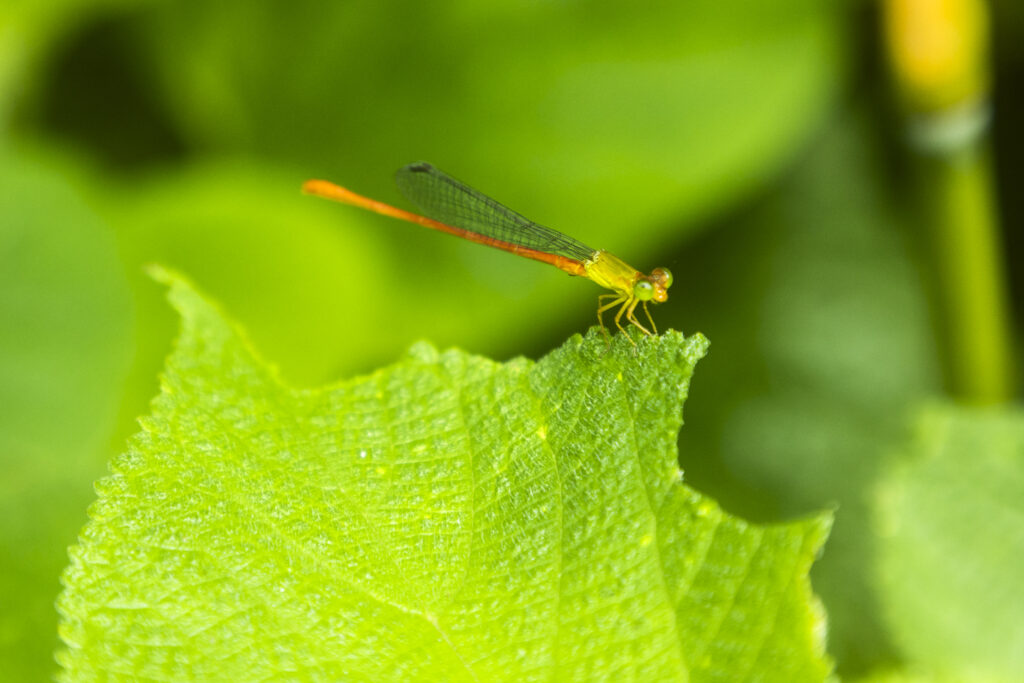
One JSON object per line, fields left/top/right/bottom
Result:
{"left": 143, "top": 262, "right": 172, "bottom": 282}
{"left": 143, "top": 263, "right": 203, "bottom": 310}
{"left": 405, "top": 340, "right": 441, "bottom": 363}
{"left": 143, "top": 263, "right": 201, "bottom": 293}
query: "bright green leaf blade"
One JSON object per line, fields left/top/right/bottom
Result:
{"left": 57, "top": 272, "right": 832, "bottom": 681}
{"left": 875, "top": 406, "right": 1024, "bottom": 680}
{"left": 0, "top": 152, "right": 133, "bottom": 680}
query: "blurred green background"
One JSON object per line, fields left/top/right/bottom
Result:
{"left": 2, "top": 0, "right": 1022, "bottom": 680}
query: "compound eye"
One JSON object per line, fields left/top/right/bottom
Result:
{"left": 634, "top": 280, "right": 655, "bottom": 301}
{"left": 651, "top": 267, "right": 673, "bottom": 289}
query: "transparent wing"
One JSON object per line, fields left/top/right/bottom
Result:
{"left": 394, "top": 162, "right": 595, "bottom": 262}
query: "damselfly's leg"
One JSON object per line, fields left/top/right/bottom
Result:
{"left": 614, "top": 297, "right": 639, "bottom": 347}
{"left": 597, "top": 294, "right": 625, "bottom": 343}
{"left": 625, "top": 298, "right": 653, "bottom": 336}
{"left": 642, "top": 300, "right": 657, "bottom": 335}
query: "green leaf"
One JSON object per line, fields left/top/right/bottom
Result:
{"left": 875, "top": 405, "right": 1024, "bottom": 680}
{"left": 0, "top": 151, "right": 133, "bottom": 680}
{"left": 57, "top": 271, "right": 832, "bottom": 681}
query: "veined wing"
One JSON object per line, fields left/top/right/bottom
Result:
{"left": 395, "top": 162, "right": 595, "bottom": 263}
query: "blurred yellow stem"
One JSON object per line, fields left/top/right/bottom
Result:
{"left": 919, "top": 143, "right": 1016, "bottom": 403}
{"left": 885, "top": 0, "right": 1016, "bottom": 403}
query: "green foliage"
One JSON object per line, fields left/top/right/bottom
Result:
{"left": 0, "top": 153, "right": 134, "bottom": 679}
{"left": 134, "top": 0, "right": 844, "bottom": 245}
{"left": 875, "top": 405, "right": 1024, "bottom": 680}
{"left": 63, "top": 0, "right": 848, "bottom": 385}
{"left": 57, "top": 272, "right": 832, "bottom": 681}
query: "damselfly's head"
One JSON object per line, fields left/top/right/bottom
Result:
{"left": 632, "top": 267, "right": 673, "bottom": 304}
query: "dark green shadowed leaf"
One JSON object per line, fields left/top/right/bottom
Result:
{"left": 57, "top": 270, "right": 832, "bottom": 681}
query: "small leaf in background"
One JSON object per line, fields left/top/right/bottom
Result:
{"left": 57, "top": 272, "right": 832, "bottom": 681}
{"left": 0, "top": 152, "right": 134, "bottom": 681}
{"left": 875, "top": 406, "right": 1024, "bottom": 680}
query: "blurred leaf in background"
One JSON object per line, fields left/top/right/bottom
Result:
{"left": 876, "top": 405, "right": 1024, "bottom": 680}
{"left": 0, "top": 153, "right": 133, "bottom": 679}
{"left": 43, "top": 0, "right": 848, "bottom": 369}
{"left": 131, "top": 0, "right": 845, "bottom": 236}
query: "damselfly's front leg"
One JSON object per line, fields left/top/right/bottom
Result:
{"left": 614, "top": 297, "right": 642, "bottom": 348}
{"left": 641, "top": 300, "right": 657, "bottom": 335}
{"left": 624, "top": 298, "right": 653, "bottom": 337}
